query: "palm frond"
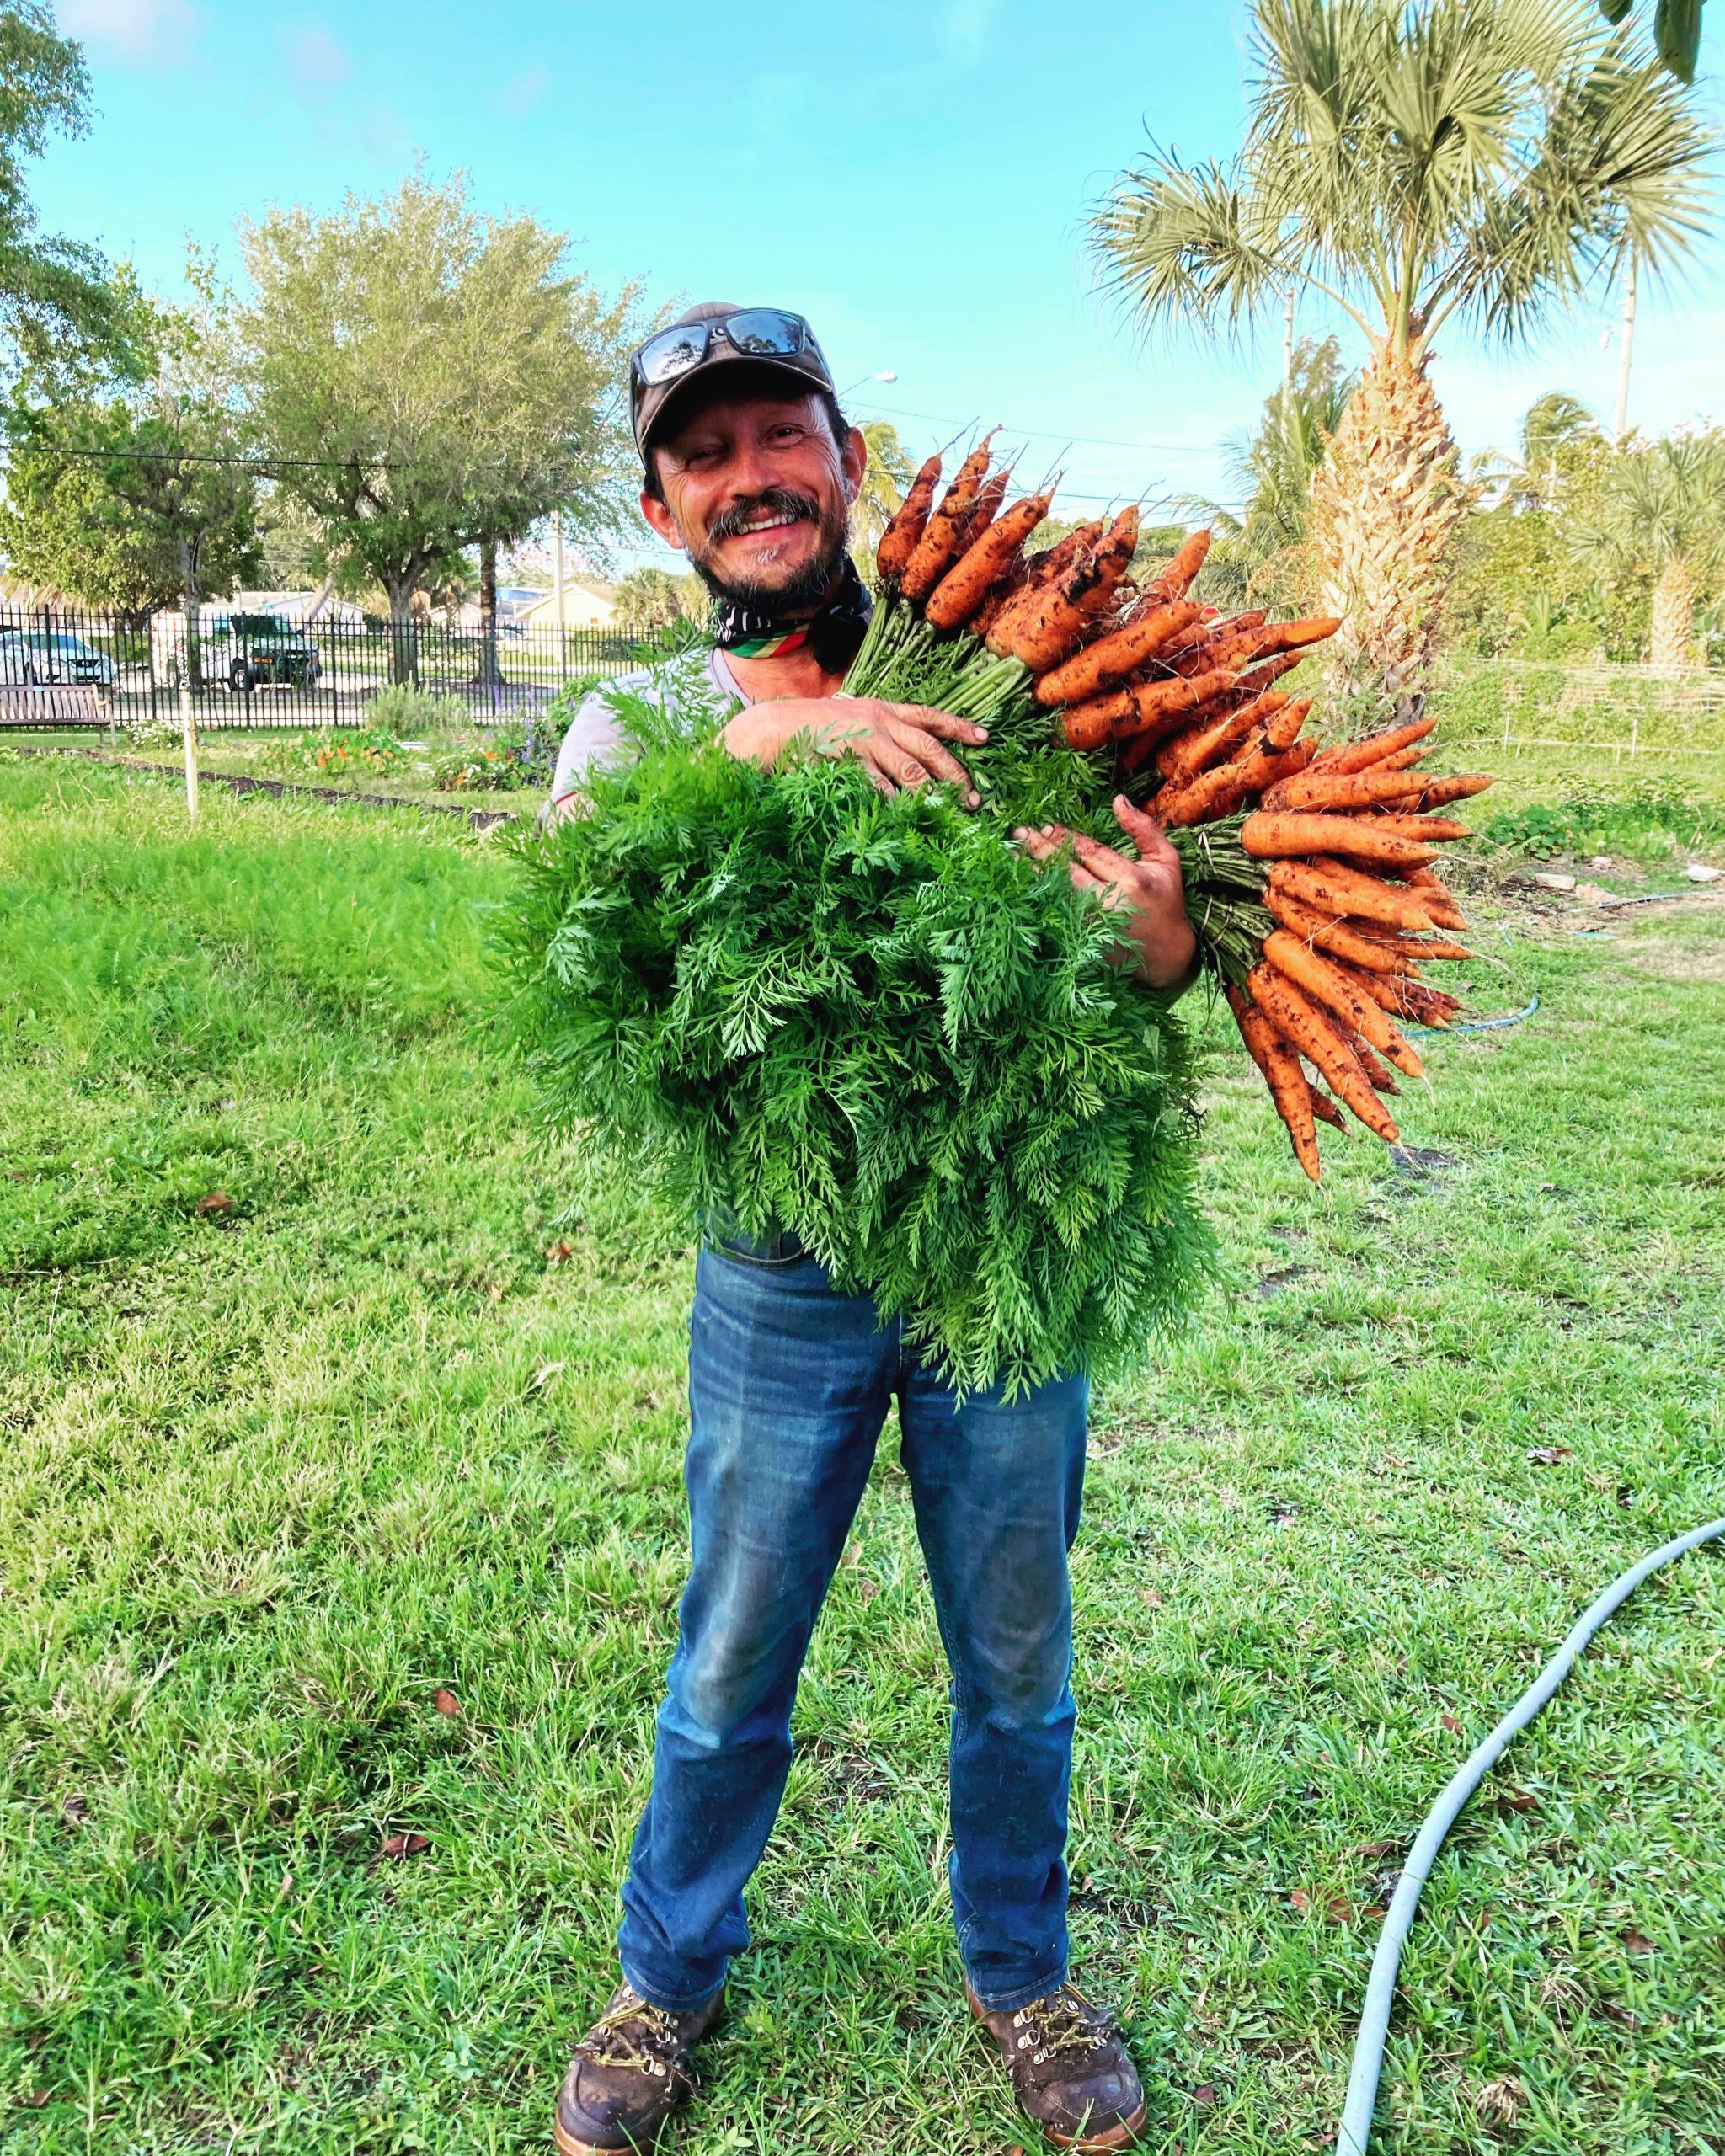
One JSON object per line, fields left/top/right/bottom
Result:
{"left": 1452, "top": 35, "right": 1715, "bottom": 339}
{"left": 1087, "top": 145, "right": 1291, "bottom": 344}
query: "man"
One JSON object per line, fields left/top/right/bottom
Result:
{"left": 552, "top": 304, "right": 1197, "bottom": 2155}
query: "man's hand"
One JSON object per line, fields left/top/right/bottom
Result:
{"left": 721, "top": 697, "right": 987, "bottom": 806}
{"left": 1014, "top": 795, "right": 1199, "bottom": 993}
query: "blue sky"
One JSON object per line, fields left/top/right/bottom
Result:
{"left": 35, "top": 0, "right": 1725, "bottom": 573}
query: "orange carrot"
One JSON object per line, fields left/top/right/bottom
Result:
{"left": 1008, "top": 515, "right": 1138, "bottom": 672}
{"left": 1242, "top": 814, "right": 1438, "bottom": 868}
{"left": 969, "top": 573, "right": 1027, "bottom": 640}
{"left": 1266, "top": 890, "right": 1418, "bottom": 974}
{"left": 1263, "top": 931, "right": 1423, "bottom": 1076}
{"left": 1142, "top": 527, "right": 1211, "bottom": 604}
{"left": 1344, "top": 1030, "right": 1403, "bottom": 1095}
{"left": 925, "top": 492, "right": 1053, "bottom": 631}
{"left": 1406, "top": 774, "right": 1494, "bottom": 811}
{"left": 1354, "top": 972, "right": 1455, "bottom": 1028}
{"left": 1268, "top": 857, "right": 1438, "bottom": 934}
{"left": 875, "top": 453, "right": 941, "bottom": 582}
{"left": 1328, "top": 920, "right": 1476, "bottom": 965}
{"left": 1308, "top": 1086, "right": 1348, "bottom": 1131}
{"left": 1382, "top": 977, "right": 1462, "bottom": 1025}
{"left": 1033, "top": 600, "right": 1204, "bottom": 707}
{"left": 1310, "top": 716, "right": 1438, "bottom": 776}
{"left": 1227, "top": 985, "right": 1322, "bottom": 1182}
{"left": 1396, "top": 868, "right": 1472, "bottom": 932}
{"left": 961, "top": 467, "right": 1011, "bottom": 543}
{"left": 1063, "top": 663, "right": 1241, "bottom": 751}
{"left": 985, "top": 531, "right": 1092, "bottom": 654}
{"left": 901, "top": 437, "right": 994, "bottom": 603}
{"left": 1365, "top": 812, "right": 1473, "bottom": 844}
{"left": 1028, "top": 524, "right": 1103, "bottom": 589}
{"left": 1155, "top": 694, "right": 1289, "bottom": 784}
{"left": 1156, "top": 709, "right": 1314, "bottom": 827}
{"left": 1247, "top": 963, "right": 1400, "bottom": 1143}
{"left": 1221, "top": 652, "right": 1308, "bottom": 706}
{"left": 1005, "top": 557, "right": 1110, "bottom": 676}
{"left": 1172, "top": 614, "right": 1339, "bottom": 679}
{"left": 1265, "top": 765, "right": 1434, "bottom": 814}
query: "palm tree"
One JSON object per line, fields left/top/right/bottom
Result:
{"left": 1573, "top": 430, "right": 1725, "bottom": 668}
{"left": 1090, "top": 0, "right": 1715, "bottom": 724}
{"left": 1479, "top": 390, "right": 1602, "bottom": 509}
{"left": 852, "top": 419, "right": 916, "bottom": 586}
{"left": 1180, "top": 335, "right": 1355, "bottom": 608}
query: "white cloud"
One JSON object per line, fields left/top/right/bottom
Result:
{"left": 289, "top": 27, "right": 350, "bottom": 95}
{"left": 494, "top": 66, "right": 551, "bottom": 119}
{"left": 57, "top": 0, "right": 198, "bottom": 65}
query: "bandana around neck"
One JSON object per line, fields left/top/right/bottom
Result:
{"left": 713, "top": 554, "right": 873, "bottom": 672}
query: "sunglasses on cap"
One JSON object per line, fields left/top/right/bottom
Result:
{"left": 632, "top": 309, "right": 828, "bottom": 387}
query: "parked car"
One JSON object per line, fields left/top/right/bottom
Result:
{"left": 219, "top": 614, "right": 321, "bottom": 691}
{"left": 0, "top": 627, "right": 116, "bottom": 688}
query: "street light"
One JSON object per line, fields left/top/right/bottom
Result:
{"left": 839, "top": 369, "right": 898, "bottom": 398}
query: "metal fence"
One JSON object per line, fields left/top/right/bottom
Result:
{"left": 1429, "top": 655, "right": 1725, "bottom": 761}
{"left": 0, "top": 605, "right": 658, "bottom": 734}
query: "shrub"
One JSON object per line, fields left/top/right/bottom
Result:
{"left": 430, "top": 726, "right": 553, "bottom": 792}
{"left": 366, "top": 684, "right": 448, "bottom": 736}
{"left": 1485, "top": 780, "right": 1725, "bottom": 858}
{"left": 125, "top": 711, "right": 183, "bottom": 752}
{"left": 275, "top": 727, "right": 409, "bottom": 780}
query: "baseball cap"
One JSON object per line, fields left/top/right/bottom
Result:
{"left": 629, "top": 302, "right": 837, "bottom": 462}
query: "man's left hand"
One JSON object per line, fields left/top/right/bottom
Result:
{"left": 1014, "top": 794, "right": 1199, "bottom": 993}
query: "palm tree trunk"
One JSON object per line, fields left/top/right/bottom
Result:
{"left": 1648, "top": 554, "right": 1696, "bottom": 672}
{"left": 1307, "top": 335, "right": 1469, "bottom": 730}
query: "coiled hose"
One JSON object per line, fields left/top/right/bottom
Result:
{"left": 1337, "top": 1514, "right": 1725, "bottom": 2154}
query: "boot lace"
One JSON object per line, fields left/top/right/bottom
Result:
{"left": 580, "top": 1992, "right": 697, "bottom": 2089}
{"left": 1012, "top": 1984, "right": 1114, "bottom": 2068}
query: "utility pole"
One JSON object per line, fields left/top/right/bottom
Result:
{"left": 1614, "top": 253, "right": 1637, "bottom": 443}
{"left": 553, "top": 515, "right": 567, "bottom": 644}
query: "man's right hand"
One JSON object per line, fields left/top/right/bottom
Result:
{"left": 720, "top": 698, "right": 988, "bottom": 807}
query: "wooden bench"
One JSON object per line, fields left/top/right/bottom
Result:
{"left": 0, "top": 686, "right": 114, "bottom": 729}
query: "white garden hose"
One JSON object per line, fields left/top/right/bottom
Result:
{"left": 1336, "top": 1514, "right": 1725, "bottom": 2156}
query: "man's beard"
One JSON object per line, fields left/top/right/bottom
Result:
{"left": 686, "top": 486, "right": 851, "bottom": 615}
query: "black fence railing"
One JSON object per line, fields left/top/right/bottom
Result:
{"left": 0, "top": 605, "right": 658, "bottom": 733}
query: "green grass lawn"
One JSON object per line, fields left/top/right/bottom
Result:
{"left": 2, "top": 758, "right": 1722, "bottom": 2154}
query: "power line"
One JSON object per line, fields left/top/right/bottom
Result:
{"left": 4, "top": 442, "right": 585, "bottom": 477}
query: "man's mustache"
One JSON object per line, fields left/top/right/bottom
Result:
{"left": 705, "top": 489, "right": 822, "bottom": 544}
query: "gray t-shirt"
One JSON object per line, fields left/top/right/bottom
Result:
{"left": 549, "top": 648, "right": 745, "bottom": 806}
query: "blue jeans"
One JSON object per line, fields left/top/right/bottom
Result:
{"left": 617, "top": 1238, "right": 1089, "bottom": 2014}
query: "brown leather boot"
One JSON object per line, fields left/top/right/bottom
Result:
{"left": 967, "top": 1980, "right": 1147, "bottom": 2150}
{"left": 553, "top": 1981, "right": 725, "bottom": 2154}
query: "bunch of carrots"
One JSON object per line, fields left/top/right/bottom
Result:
{"left": 862, "top": 437, "right": 1494, "bottom": 1182}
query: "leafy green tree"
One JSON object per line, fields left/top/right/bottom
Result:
{"left": 237, "top": 173, "right": 643, "bottom": 680}
{"left": 3, "top": 290, "right": 260, "bottom": 672}
{"left": 1090, "top": 0, "right": 1716, "bottom": 723}
{"left": 0, "top": 3, "right": 118, "bottom": 369}
{"left": 1179, "top": 336, "right": 1354, "bottom": 611}
{"left": 0, "top": 440, "right": 180, "bottom": 621}
{"left": 1573, "top": 430, "right": 1725, "bottom": 668}
{"left": 613, "top": 564, "right": 707, "bottom": 627}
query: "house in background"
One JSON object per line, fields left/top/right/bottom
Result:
{"left": 517, "top": 578, "right": 616, "bottom": 630}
